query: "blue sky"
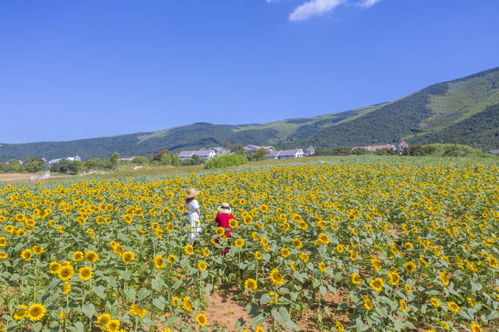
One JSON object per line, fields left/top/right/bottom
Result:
{"left": 1, "top": 0, "right": 498, "bottom": 143}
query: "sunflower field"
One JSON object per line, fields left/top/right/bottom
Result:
{"left": 0, "top": 161, "right": 497, "bottom": 331}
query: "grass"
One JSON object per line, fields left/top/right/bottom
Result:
{"left": 1, "top": 155, "right": 497, "bottom": 187}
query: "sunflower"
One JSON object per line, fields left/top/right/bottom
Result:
{"left": 13, "top": 305, "right": 28, "bottom": 320}
{"left": 32, "top": 245, "right": 44, "bottom": 255}
{"left": 438, "top": 272, "right": 449, "bottom": 286}
{"left": 234, "top": 239, "right": 245, "bottom": 248}
{"left": 59, "top": 311, "right": 67, "bottom": 323}
{"left": 318, "top": 262, "right": 327, "bottom": 272}
{"left": 106, "top": 319, "right": 121, "bottom": 332}
{"left": 404, "top": 261, "right": 417, "bottom": 273}
{"left": 27, "top": 303, "right": 46, "bottom": 321}
{"left": 0, "top": 237, "right": 6, "bottom": 247}
{"left": 399, "top": 299, "right": 407, "bottom": 312}
{"left": 370, "top": 258, "right": 382, "bottom": 271}
{"left": 244, "top": 278, "right": 258, "bottom": 293}
{"left": 255, "top": 251, "right": 263, "bottom": 260}
{"left": 182, "top": 297, "right": 193, "bottom": 313}
{"left": 167, "top": 254, "right": 176, "bottom": 264}
{"left": 0, "top": 252, "right": 7, "bottom": 259}
{"left": 171, "top": 297, "right": 181, "bottom": 308}
{"left": 122, "top": 251, "right": 135, "bottom": 264}
{"left": 154, "top": 255, "right": 165, "bottom": 269}
{"left": 198, "top": 260, "right": 207, "bottom": 271}
{"left": 72, "top": 251, "right": 84, "bottom": 262}
{"left": 49, "top": 262, "right": 60, "bottom": 275}
{"left": 370, "top": 278, "right": 384, "bottom": 292}
{"left": 362, "top": 295, "right": 373, "bottom": 310}
{"left": 195, "top": 313, "right": 208, "bottom": 327}
{"left": 85, "top": 250, "right": 99, "bottom": 263}
{"left": 78, "top": 266, "right": 93, "bottom": 281}
{"left": 62, "top": 281, "right": 71, "bottom": 295}
{"left": 58, "top": 265, "right": 74, "bottom": 281}
{"left": 404, "top": 284, "right": 412, "bottom": 293}
{"left": 336, "top": 244, "right": 346, "bottom": 254}
{"left": 470, "top": 322, "right": 482, "bottom": 332}
{"left": 229, "top": 219, "right": 238, "bottom": 228}
{"left": 447, "top": 301, "right": 460, "bottom": 313}
{"left": 388, "top": 271, "right": 400, "bottom": 285}
{"left": 280, "top": 248, "right": 290, "bottom": 258}
{"left": 292, "top": 238, "right": 302, "bottom": 249}
{"left": 20, "top": 249, "right": 32, "bottom": 261}
{"left": 299, "top": 252, "right": 309, "bottom": 263}
{"left": 318, "top": 233, "right": 330, "bottom": 245}
{"left": 268, "top": 291, "right": 279, "bottom": 304}
{"left": 259, "top": 204, "right": 269, "bottom": 213}
{"left": 269, "top": 268, "right": 284, "bottom": 286}
{"left": 351, "top": 273, "right": 362, "bottom": 285}
{"left": 430, "top": 297, "right": 440, "bottom": 307}
{"left": 215, "top": 227, "right": 225, "bottom": 236}
{"left": 184, "top": 244, "right": 194, "bottom": 255}
{"left": 335, "top": 321, "right": 345, "bottom": 332}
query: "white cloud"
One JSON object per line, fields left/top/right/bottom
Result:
{"left": 289, "top": 0, "right": 345, "bottom": 21}
{"left": 358, "top": 0, "right": 382, "bottom": 8}
{"left": 268, "top": 0, "right": 382, "bottom": 22}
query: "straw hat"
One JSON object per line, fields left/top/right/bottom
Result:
{"left": 217, "top": 202, "right": 232, "bottom": 214}
{"left": 185, "top": 188, "right": 200, "bottom": 199}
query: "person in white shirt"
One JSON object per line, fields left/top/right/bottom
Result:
{"left": 185, "top": 188, "right": 201, "bottom": 243}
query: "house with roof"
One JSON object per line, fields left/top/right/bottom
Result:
{"left": 195, "top": 149, "right": 216, "bottom": 160}
{"left": 267, "top": 149, "right": 305, "bottom": 160}
{"left": 488, "top": 149, "right": 499, "bottom": 154}
{"left": 178, "top": 151, "right": 197, "bottom": 161}
{"left": 397, "top": 141, "right": 409, "bottom": 153}
{"left": 211, "top": 147, "right": 231, "bottom": 155}
{"left": 244, "top": 145, "right": 276, "bottom": 153}
{"left": 352, "top": 144, "right": 396, "bottom": 152}
{"left": 306, "top": 146, "right": 315, "bottom": 156}
{"left": 45, "top": 155, "right": 81, "bottom": 168}
{"left": 178, "top": 149, "right": 217, "bottom": 161}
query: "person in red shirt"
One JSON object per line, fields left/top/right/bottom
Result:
{"left": 215, "top": 202, "right": 233, "bottom": 255}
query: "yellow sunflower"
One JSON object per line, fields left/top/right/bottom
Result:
{"left": 27, "top": 303, "right": 46, "bottom": 321}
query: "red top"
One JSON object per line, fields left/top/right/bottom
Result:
{"left": 215, "top": 213, "right": 233, "bottom": 236}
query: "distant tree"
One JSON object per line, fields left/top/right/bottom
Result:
{"left": 351, "top": 148, "right": 372, "bottom": 155}
{"left": 152, "top": 150, "right": 179, "bottom": 166}
{"left": 23, "top": 157, "right": 45, "bottom": 173}
{"left": 50, "top": 159, "right": 82, "bottom": 174}
{"left": 375, "top": 148, "right": 396, "bottom": 155}
{"left": 110, "top": 152, "right": 120, "bottom": 169}
{"left": 181, "top": 155, "right": 204, "bottom": 166}
{"left": 7, "top": 159, "right": 24, "bottom": 173}
{"left": 83, "top": 158, "right": 112, "bottom": 170}
{"left": 230, "top": 144, "right": 245, "bottom": 155}
{"left": 132, "top": 156, "right": 150, "bottom": 165}
{"left": 251, "top": 148, "right": 267, "bottom": 161}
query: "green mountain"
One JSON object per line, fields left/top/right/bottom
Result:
{"left": 1, "top": 67, "right": 498, "bottom": 161}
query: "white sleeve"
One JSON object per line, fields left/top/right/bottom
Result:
{"left": 192, "top": 200, "right": 200, "bottom": 209}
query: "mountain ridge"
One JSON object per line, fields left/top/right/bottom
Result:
{"left": 1, "top": 67, "right": 498, "bottom": 161}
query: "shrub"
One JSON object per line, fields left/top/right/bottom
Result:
{"left": 204, "top": 154, "right": 247, "bottom": 169}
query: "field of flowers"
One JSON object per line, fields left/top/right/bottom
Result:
{"left": 0, "top": 160, "right": 497, "bottom": 331}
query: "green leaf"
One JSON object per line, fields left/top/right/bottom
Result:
{"left": 138, "top": 288, "right": 152, "bottom": 301}
{"left": 82, "top": 303, "right": 96, "bottom": 319}
{"left": 153, "top": 296, "right": 166, "bottom": 311}
{"left": 260, "top": 294, "right": 271, "bottom": 305}
{"left": 250, "top": 313, "right": 266, "bottom": 327}
{"left": 151, "top": 279, "right": 163, "bottom": 291}
{"left": 470, "top": 282, "right": 482, "bottom": 291}
{"left": 124, "top": 288, "right": 136, "bottom": 301}
{"left": 93, "top": 286, "right": 106, "bottom": 299}
{"left": 32, "top": 322, "right": 43, "bottom": 332}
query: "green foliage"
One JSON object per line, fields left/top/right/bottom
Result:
{"left": 50, "top": 159, "right": 82, "bottom": 174}
{"left": 404, "top": 144, "right": 487, "bottom": 157}
{"left": 248, "top": 148, "right": 267, "bottom": 161}
{"left": 82, "top": 158, "right": 112, "bottom": 170}
{"left": 316, "top": 147, "right": 352, "bottom": 156}
{"left": 151, "top": 150, "right": 179, "bottom": 166}
{"left": 131, "top": 156, "right": 150, "bottom": 165}
{"left": 23, "top": 157, "right": 45, "bottom": 172}
{"left": 204, "top": 154, "right": 247, "bottom": 169}
{"left": 180, "top": 155, "right": 204, "bottom": 166}
{"left": 110, "top": 152, "right": 120, "bottom": 169}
